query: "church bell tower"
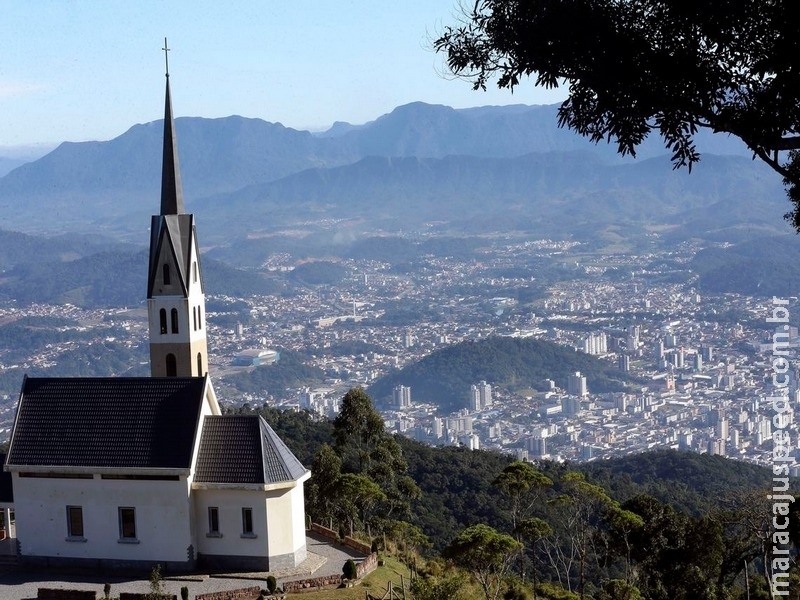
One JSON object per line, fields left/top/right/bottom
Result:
{"left": 147, "top": 43, "right": 209, "bottom": 378}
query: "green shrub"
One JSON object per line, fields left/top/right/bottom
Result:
{"left": 343, "top": 558, "right": 358, "bottom": 581}
{"left": 534, "top": 582, "right": 580, "bottom": 600}
{"left": 266, "top": 575, "right": 278, "bottom": 594}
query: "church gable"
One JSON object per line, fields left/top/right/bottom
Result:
{"left": 148, "top": 214, "right": 197, "bottom": 298}
{"left": 7, "top": 376, "right": 206, "bottom": 470}
{"left": 194, "top": 415, "right": 308, "bottom": 485}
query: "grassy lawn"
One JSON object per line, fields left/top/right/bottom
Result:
{"left": 284, "top": 556, "right": 412, "bottom": 600}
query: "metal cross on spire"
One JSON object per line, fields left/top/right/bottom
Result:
{"left": 162, "top": 37, "right": 170, "bottom": 78}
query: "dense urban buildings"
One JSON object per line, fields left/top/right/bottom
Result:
{"left": 1, "top": 234, "right": 797, "bottom": 476}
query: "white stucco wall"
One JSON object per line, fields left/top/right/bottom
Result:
{"left": 194, "top": 479, "right": 307, "bottom": 562}
{"left": 12, "top": 473, "right": 193, "bottom": 563}
{"left": 264, "top": 482, "right": 307, "bottom": 557}
{"left": 193, "top": 489, "right": 269, "bottom": 558}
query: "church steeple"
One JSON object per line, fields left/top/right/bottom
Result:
{"left": 147, "top": 41, "right": 209, "bottom": 381}
{"left": 160, "top": 39, "right": 185, "bottom": 216}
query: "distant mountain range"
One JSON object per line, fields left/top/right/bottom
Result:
{"left": 0, "top": 101, "right": 786, "bottom": 246}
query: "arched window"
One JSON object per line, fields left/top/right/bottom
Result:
{"left": 171, "top": 308, "right": 179, "bottom": 334}
{"left": 198, "top": 306, "right": 202, "bottom": 330}
{"left": 166, "top": 354, "right": 177, "bottom": 377}
{"left": 159, "top": 309, "right": 167, "bottom": 334}
{"left": 193, "top": 261, "right": 198, "bottom": 283}
{"left": 192, "top": 306, "right": 197, "bottom": 331}
{"left": 197, "top": 353, "right": 203, "bottom": 376}
{"left": 163, "top": 264, "right": 171, "bottom": 285}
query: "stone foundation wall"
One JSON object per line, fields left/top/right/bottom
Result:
{"left": 22, "top": 555, "right": 194, "bottom": 574}
{"left": 195, "top": 586, "right": 262, "bottom": 600}
{"left": 38, "top": 589, "right": 96, "bottom": 600}
{"left": 196, "top": 553, "right": 269, "bottom": 572}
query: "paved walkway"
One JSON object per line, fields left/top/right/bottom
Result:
{"left": 0, "top": 531, "right": 367, "bottom": 599}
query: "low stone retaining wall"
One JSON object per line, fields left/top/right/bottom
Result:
{"left": 343, "top": 536, "right": 372, "bottom": 555}
{"left": 195, "top": 587, "right": 262, "bottom": 600}
{"left": 283, "top": 573, "right": 343, "bottom": 593}
{"left": 309, "top": 523, "right": 337, "bottom": 540}
{"left": 309, "top": 523, "right": 372, "bottom": 555}
{"left": 281, "top": 552, "right": 378, "bottom": 594}
{"left": 356, "top": 552, "right": 378, "bottom": 578}
{"left": 38, "top": 590, "right": 96, "bottom": 600}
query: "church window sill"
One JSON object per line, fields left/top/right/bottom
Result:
{"left": 206, "top": 532, "right": 223, "bottom": 538}
{"left": 118, "top": 538, "right": 140, "bottom": 544}
{"left": 240, "top": 533, "right": 258, "bottom": 539}
{"left": 65, "top": 536, "right": 87, "bottom": 543}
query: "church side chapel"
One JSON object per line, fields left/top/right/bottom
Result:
{"left": 3, "top": 48, "right": 310, "bottom": 573}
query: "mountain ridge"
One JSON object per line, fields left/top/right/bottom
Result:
{"left": 0, "top": 101, "right": 773, "bottom": 244}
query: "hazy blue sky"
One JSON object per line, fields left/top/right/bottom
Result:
{"left": 0, "top": 1, "right": 566, "bottom": 149}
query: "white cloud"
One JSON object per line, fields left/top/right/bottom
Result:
{"left": 0, "top": 81, "right": 47, "bottom": 98}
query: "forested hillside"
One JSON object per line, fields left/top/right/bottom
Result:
{"left": 368, "top": 336, "right": 638, "bottom": 411}
{"left": 238, "top": 396, "right": 798, "bottom": 599}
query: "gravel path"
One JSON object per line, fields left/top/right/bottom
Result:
{"left": 0, "top": 532, "right": 367, "bottom": 599}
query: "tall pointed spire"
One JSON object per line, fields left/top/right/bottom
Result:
{"left": 160, "top": 38, "right": 185, "bottom": 215}
{"left": 148, "top": 42, "right": 209, "bottom": 380}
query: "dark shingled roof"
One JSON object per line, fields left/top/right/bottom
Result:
{"left": 7, "top": 377, "right": 206, "bottom": 470}
{"left": 194, "top": 415, "right": 307, "bottom": 485}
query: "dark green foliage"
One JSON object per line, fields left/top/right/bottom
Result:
{"left": 343, "top": 558, "right": 358, "bottom": 581}
{"left": 374, "top": 299, "right": 448, "bottom": 327}
{"left": 332, "top": 388, "right": 421, "bottom": 526}
{"left": 369, "top": 336, "right": 635, "bottom": 411}
{"left": 577, "top": 450, "right": 775, "bottom": 516}
{"left": 443, "top": 524, "right": 522, "bottom": 600}
{"left": 249, "top": 404, "right": 794, "bottom": 597}
{"left": 397, "top": 437, "right": 514, "bottom": 548}
{"left": 344, "top": 234, "right": 480, "bottom": 265}
{"left": 315, "top": 340, "right": 390, "bottom": 358}
{"left": 503, "top": 579, "right": 532, "bottom": 600}
{"left": 247, "top": 405, "right": 333, "bottom": 467}
{"left": 180, "top": 586, "right": 188, "bottom": 600}
{"left": 305, "top": 444, "right": 344, "bottom": 526}
{"left": 289, "top": 261, "right": 348, "bottom": 286}
{"left": 0, "top": 229, "right": 134, "bottom": 270}
{"left": 248, "top": 408, "right": 781, "bottom": 550}
{"left": 691, "top": 236, "right": 800, "bottom": 297}
{"left": 222, "top": 350, "right": 326, "bottom": 398}
{"left": 0, "top": 316, "right": 94, "bottom": 361}
{"left": 410, "top": 573, "right": 467, "bottom": 600}
{"left": 345, "top": 236, "right": 418, "bottom": 263}
{"left": 533, "top": 583, "right": 579, "bottom": 600}
{"left": 0, "top": 248, "right": 282, "bottom": 308}
{"left": 594, "top": 580, "right": 642, "bottom": 600}
{"left": 0, "top": 338, "right": 149, "bottom": 397}
{"left": 265, "top": 575, "right": 277, "bottom": 594}
{"left": 0, "top": 250, "right": 147, "bottom": 307}
{"left": 334, "top": 388, "right": 388, "bottom": 473}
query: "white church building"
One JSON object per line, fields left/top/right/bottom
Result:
{"left": 3, "top": 63, "right": 310, "bottom": 572}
